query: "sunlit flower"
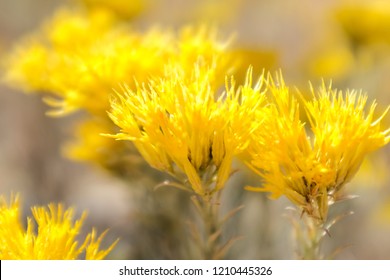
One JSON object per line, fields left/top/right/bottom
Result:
{"left": 0, "top": 194, "right": 117, "bottom": 260}
{"left": 108, "top": 64, "right": 267, "bottom": 195}
{"left": 246, "top": 73, "right": 390, "bottom": 221}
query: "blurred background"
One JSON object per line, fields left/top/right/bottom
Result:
{"left": 1, "top": 0, "right": 390, "bottom": 259}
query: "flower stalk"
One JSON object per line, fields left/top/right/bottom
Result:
{"left": 190, "top": 190, "right": 243, "bottom": 260}
{"left": 191, "top": 193, "right": 221, "bottom": 259}
{"left": 291, "top": 211, "right": 324, "bottom": 260}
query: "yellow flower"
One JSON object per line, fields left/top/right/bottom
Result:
{"left": 246, "top": 73, "right": 390, "bottom": 221}
{"left": 230, "top": 47, "right": 277, "bottom": 85}
{"left": 176, "top": 25, "right": 234, "bottom": 81}
{"left": 63, "top": 117, "right": 152, "bottom": 179}
{"left": 0, "top": 194, "right": 117, "bottom": 260}
{"left": 305, "top": 42, "right": 355, "bottom": 81}
{"left": 373, "top": 199, "right": 390, "bottom": 225}
{"left": 3, "top": 8, "right": 232, "bottom": 118}
{"left": 335, "top": 1, "right": 390, "bottom": 46}
{"left": 3, "top": 9, "right": 175, "bottom": 116}
{"left": 108, "top": 64, "right": 267, "bottom": 195}
{"left": 2, "top": 6, "right": 235, "bottom": 176}
{"left": 78, "top": 0, "right": 146, "bottom": 20}
{"left": 306, "top": 82, "right": 390, "bottom": 184}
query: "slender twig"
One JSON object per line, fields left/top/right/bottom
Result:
{"left": 189, "top": 191, "right": 243, "bottom": 259}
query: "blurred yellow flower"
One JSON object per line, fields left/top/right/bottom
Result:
{"left": 63, "top": 117, "right": 152, "bottom": 178}
{"left": 176, "top": 25, "right": 235, "bottom": 84}
{"left": 305, "top": 43, "right": 355, "bottom": 81}
{"left": 336, "top": 1, "right": 390, "bottom": 46}
{"left": 246, "top": 73, "right": 390, "bottom": 221}
{"left": 108, "top": 65, "right": 267, "bottom": 195}
{"left": 0, "top": 194, "right": 117, "bottom": 260}
{"left": 230, "top": 47, "right": 277, "bottom": 85}
{"left": 373, "top": 199, "right": 390, "bottom": 225}
{"left": 78, "top": 0, "right": 147, "bottom": 20}
{"left": 3, "top": 9, "right": 174, "bottom": 116}
{"left": 63, "top": 117, "right": 125, "bottom": 166}
{"left": 190, "top": 0, "right": 243, "bottom": 24}
{"left": 3, "top": 9, "right": 232, "bottom": 117}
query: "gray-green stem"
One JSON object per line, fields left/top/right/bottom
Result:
{"left": 191, "top": 192, "right": 222, "bottom": 259}
{"left": 290, "top": 210, "right": 325, "bottom": 260}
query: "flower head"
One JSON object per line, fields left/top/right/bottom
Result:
{"left": 246, "top": 73, "right": 390, "bottom": 221}
{"left": 108, "top": 64, "right": 267, "bottom": 195}
{"left": 0, "top": 194, "right": 117, "bottom": 260}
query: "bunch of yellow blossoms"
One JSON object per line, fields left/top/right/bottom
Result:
{"left": 245, "top": 74, "right": 390, "bottom": 222}
{"left": 0, "top": 194, "right": 117, "bottom": 260}
{"left": 107, "top": 62, "right": 390, "bottom": 222}
{"left": 3, "top": 0, "right": 390, "bottom": 260}
{"left": 108, "top": 65, "right": 267, "bottom": 196}
{"left": 3, "top": 4, "right": 234, "bottom": 176}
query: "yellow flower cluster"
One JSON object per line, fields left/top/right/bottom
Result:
{"left": 4, "top": 9, "right": 231, "bottom": 117}
{"left": 108, "top": 65, "right": 267, "bottom": 196}
{"left": 246, "top": 73, "right": 390, "bottom": 221}
{"left": 3, "top": 0, "right": 390, "bottom": 233}
{"left": 0, "top": 194, "right": 117, "bottom": 260}
{"left": 78, "top": 0, "right": 146, "bottom": 20}
{"left": 3, "top": 5, "right": 235, "bottom": 173}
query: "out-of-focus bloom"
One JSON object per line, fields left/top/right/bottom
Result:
{"left": 0, "top": 194, "right": 117, "bottom": 260}
{"left": 335, "top": 1, "right": 390, "bottom": 46}
{"left": 173, "top": 25, "right": 235, "bottom": 90}
{"left": 63, "top": 118, "right": 127, "bottom": 166}
{"left": 3, "top": 9, "right": 174, "bottom": 116}
{"left": 191, "top": 0, "right": 243, "bottom": 24}
{"left": 230, "top": 47, "right": 277, "bottom": 84}
{"left": 3, "top": 9, "right": 232, "bottom": 117}
{"left": 246, "top": 73, "right": 390, "bottom": 221}
{"left": 304, "top": 40, "right": 355, "bottom": 81}
{"left": 373, "top": 199, "right": 390, "bottom": 225}
{"left": 108, "top": 65, "right": 267, "bottom": 196}
{"left": 78, "top": 0, "right": 147, "bottom": 20}
{"left": 63, "top": 117, "right": 153, "bottom": 179}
